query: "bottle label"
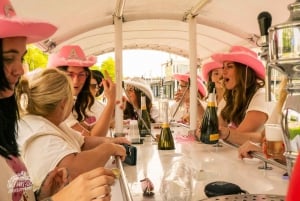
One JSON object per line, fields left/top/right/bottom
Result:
{"left": 209, "top": 133, "right": 219, "bottom": 141}
{"left": 207, "top": 102, "right": 216, "bottom": 107}
{"left": 161, "top": 123, "right": 169, "bottom": 128}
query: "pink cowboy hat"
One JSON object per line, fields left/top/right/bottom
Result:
{"left": 173, "top": 73, "right": 207, "bottom": 97}
{"left": 201, "top": 61, "right": 223, "bottom": 82}
{"left": 0, "top": 0, "right": 57, "bottom": 43}
{"left": 47, "top": 45, "right": 97, "bottom": 68}
{"left": 211, "top": 46, "right": 265, "bottom": 79}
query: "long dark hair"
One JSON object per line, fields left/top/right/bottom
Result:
{"left": 58, "top": 66, "right": 94, "bottom": 122}
{"left": 221, "top": 62, "right": 265, "bottom": 125}
{"left": 0, "top": 39, "right": 20, "bottom": 159}
{"left": 123, "top": 88, "right": 155, "bottom": 123}
{"left": 91, "top": 70, "right": 104, "bottom": 96}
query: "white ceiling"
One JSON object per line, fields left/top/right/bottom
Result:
{"left": 11, "top": 0, "right": 295, "bottom": 64}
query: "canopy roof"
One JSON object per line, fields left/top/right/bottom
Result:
{"left": 11, "top": 0, "right": 294, "bottom": 63}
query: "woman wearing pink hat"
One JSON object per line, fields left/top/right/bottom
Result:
{"left": 201, "top": 60, "right": 225, "bottom": 116}
{"left": 212, "top": 46, "right": 275, "bottom": 145}
{"left": 48, "top": 45, "right": 117, "bottom": 137}
{"left": 0, "top": 0, "right": 119, "bottom": 200}
{"left": 238, "top": 75, "right": 287, "bottom": 161}
{"left": 169, "top": 73, "right": 207, "bottom": 124}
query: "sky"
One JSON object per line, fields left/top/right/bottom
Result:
{"left": 96, "top": 49, "right": 187, "bottom": 78}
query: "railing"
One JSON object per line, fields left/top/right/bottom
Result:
{"left": 170, "top": 122, "right": 288, "bottom": 171}
{"left": 110, "top": 127, "right": 134, "bottom": 201}
{"left": 221, "top": 140, "right": 287, "bottom": 171}
{"left": 115, "top": 156, "right": 134, "bottom": 201}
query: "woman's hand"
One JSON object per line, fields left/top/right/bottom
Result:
{"left": 110, "top": 136, "right": 131, "bottom": 145}
{"left": 102, "top": 71, "right": 116, "bottom": 104}
{"left": 36, "top": 168, "right": 69, "bottom": 200}
{"left": 219, "top": 126, "right": 230, "bottom": 140}
{"left": 51, "top": 167, "right": 116, "bottom": 201}
{"left": 238, "top": 140, "right": 262, "bottom": 159}
{"left": 174, "top": 90, "right": 184, "bottom": 102}
{"left": 100, "top": 136, "right": 131, "bottom": 145}
{"left": 112, "top": 144, "right": 127, "bottom": 161}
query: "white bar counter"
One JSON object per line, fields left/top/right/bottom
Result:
{"left": 122, "top": 126, "right": 288, "bottom": 201}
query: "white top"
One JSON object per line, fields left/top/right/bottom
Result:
{"left": 245, "top": 87, "right": 275, "bottom": 118}
{"left": 75, "top": 99, "right": 105, "bottom": 127}
{"left": 227, "top": 88, "right": 275, "bottom": 128}
{"left": 169, "top": 100, "right": 206, "bottom": 123}
{"left": 217, "top": 98, "right": 226, "bottom": 116}
{"left": 0, "top": 156, "right": 35, "bottom": 201}
{"left": 225, "top": 88, "right": 275, "bottom": 129}
{"left": 17, "top": 115, "right": 84, "bottom": 191}
{"left": 59, "top": 98, "right": 105, "bottom": 134}
{"left": 169, "top": 101, "right": 189, "bottom": 122}
{"left": 150, "top": 102, "right": 160, "bottom": 123}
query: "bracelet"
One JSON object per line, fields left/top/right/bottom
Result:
{"left": 223, "top": 128, "right": 231, "bottom": 141}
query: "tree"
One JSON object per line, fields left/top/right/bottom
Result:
{"left": 23, "top": 45, "right": 49, "bottom": 71}
{"left": 99, "top": 57, "right": 116, "bottom": 82}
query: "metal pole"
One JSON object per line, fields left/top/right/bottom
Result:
{"left": 114, "top": 14, "right": 124, "bottom": 135}
{"left": 188, "top": 15, "right": 198, "bottom": 131}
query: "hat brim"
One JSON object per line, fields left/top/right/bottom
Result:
{"left": 0, "top": 17, "right": 57, "bottom": 43}
{"left": 173, "top": 73, "right": 207, "bottom": 97}
{"left": 212, "top": 52, "right": 265, "bottom": 79}
{"left": 201, "top": 62, "right": 223, "bottom": 82}
{"left": 173, "top": 74, "right": 189, "bottom": 83}
{"left": 47, "top": 54, "right": 97, "bottom": 68}
{"left": 124, "top": 80, "right": 153, "bottom": 101}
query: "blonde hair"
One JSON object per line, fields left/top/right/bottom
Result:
{"left": 16, "top": 68, "right": 73, "bottom": 118}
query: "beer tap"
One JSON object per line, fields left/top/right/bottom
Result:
{"left": 257, "top": 11, "right": 273, "bottom": 101}
{"left": 267, "top": 0, "right": 300, "bottom": 177}
{"left": 257, "top": 11, "right": 272, "bottom": 49}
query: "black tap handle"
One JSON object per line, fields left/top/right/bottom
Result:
{"left": 257, "top": 11, "right": 272, "bottom": 36}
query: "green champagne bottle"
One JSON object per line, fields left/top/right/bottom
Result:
{"left": 138, "top": 93, "right": 151, "bottom": 137}
{"left": 158, "top": 102, "right": 175, "bottom": 150}
{"left": 200, "top": 82, "right": 219, "bottom": 144}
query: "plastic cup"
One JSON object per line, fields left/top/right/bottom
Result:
{"left": 129, "top": 120, "right": 140, "bottom": 143}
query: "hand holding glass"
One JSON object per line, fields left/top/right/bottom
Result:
{"left": 264, "top": 124, "right": 285, "bottom": 159}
